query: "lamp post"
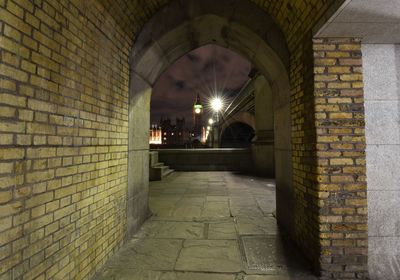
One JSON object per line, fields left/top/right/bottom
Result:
{"left": 210, "top": 97, "right": 223, "bottom": 148}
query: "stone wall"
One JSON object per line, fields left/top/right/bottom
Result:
{"left": 363, "top": 44, "right": 400, "bottom": 280}
{"left": 0, "top": 1, "right": 131, "bottom": 279}
{"left": 252, "top": 75, "right": 274, "bottom": 177}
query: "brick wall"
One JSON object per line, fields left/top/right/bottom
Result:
{"left": 291, "top": 33, "right": 321, "bottom": 271}
{"left": 291, "top": 37, "right": 368, "bottom": 278}
{"left": 0, "top": 1, "right": 131, "bottom": 279}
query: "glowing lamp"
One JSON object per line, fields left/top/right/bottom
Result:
{"left": 211, "top": 97, "right": 223, "bottom": 112}
{"left": 208, "top": 118, "right": 214, "bottom": 125}
{"left": 194, "top": 107, "right": 201, "bottom": 114}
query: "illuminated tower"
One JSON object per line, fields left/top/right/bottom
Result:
{"left": 193, "top": 93, "right": 203, "bottom": 139}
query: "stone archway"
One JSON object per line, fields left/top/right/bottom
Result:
{"left": 127, "top": 0, "right": 293, "bottom": 266}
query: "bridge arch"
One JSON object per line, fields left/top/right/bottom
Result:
{"left": 220, "top": 112, "right": 255, "bottom": 142}
{"left": 220, "top": 121, "right": 255, "bottom": 148}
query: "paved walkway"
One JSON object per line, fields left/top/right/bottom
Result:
{"left": 96, "top": 172, "right": 317, "bottom": 280}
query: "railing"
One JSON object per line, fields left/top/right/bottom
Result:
{"left": 223, "top": 73, "right": 259, "bottom": 118}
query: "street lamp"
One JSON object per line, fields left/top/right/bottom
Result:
{"left": 210, "top": 97, "right": 223, "bottom": 148}
{"left": 211, "top": 97, "right": 223, "bottom": 112}
{"left": 208, "top": 118, "right": 214, "bottom": 125}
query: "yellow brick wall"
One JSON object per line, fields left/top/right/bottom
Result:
{"left": 0, "top": 0, "right": 130, "bottom": 279}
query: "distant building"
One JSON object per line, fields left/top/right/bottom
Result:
{"left": 149, "top": 125, "right": 162, "bottom": 145}
{"left": 150, "top": 117, "right": 191, "bottom": 146}
{"left": 150, "top": 94, "right": 207, "bottom": 146}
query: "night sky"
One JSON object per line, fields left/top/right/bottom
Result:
{"left": 151, "top": 44, "right": 252, "bottom": 127}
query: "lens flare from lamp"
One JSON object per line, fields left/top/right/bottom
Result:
{"left": 211, "top": 98, "right": 223, "bottom": 112}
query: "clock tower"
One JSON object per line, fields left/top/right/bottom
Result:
{"left": 193, "top": 93, "right": 203, "bottom": 139}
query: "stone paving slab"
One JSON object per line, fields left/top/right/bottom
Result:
{"left": 175, "top": 240, "right": 242, "bottom": 273}
{"left": 206, "top": 195, "right": 229, "bottom": 202}
{"left": 97, "top": 270, "right": 237, "bottom": 280}
{"left": 96, "top": 269, "right": 162, "bottom": 280}
{"left": 244, "top": 275, "right": 318, "bottom": 280}
{"left": 133, "top": 220, "right": 205, "bottom": 239}
{"left": 208, "top": 222, "right": 237, "bottom": 239}
{"left": 230, "top": 205, "right": 264, "bottom": 217}
{"left": 106, "top": 239, "right": 182, "bottom": 270}
{"left": 96, "top": 172, "right": 317, "bottom": 280}
{"left": 201, "top": 201, "right": 230, "bottom": 219}
{"left": 241, "top": 236, "right": 288, "bottom": 273}
{"left": 161, "top": 272, "right": 236, "bottom": 280}
{"left": 236, "top": 216, "right": 278, "bottom": 235}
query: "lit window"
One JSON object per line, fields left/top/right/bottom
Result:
{"left": 163, "top": 137, "right": 167, "bottom": 140}
{"left": 164, "top": 132, "right": 167, "bottom": 136}
{"left": 171, "top": 133, "right": 174, "bottom": 136}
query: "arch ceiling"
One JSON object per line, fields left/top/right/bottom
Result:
{"left": 95, "top": 0, "right": 342, "bottom": 50}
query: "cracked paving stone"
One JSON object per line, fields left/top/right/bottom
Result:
{"left": 230, "top": 206, "right": 264, "bottom": 217}
{"left": 202, "top": 201, "right": 231, "bottom": 219}
{"left": 175, "top": 239, "right": 242, "bottom": 272}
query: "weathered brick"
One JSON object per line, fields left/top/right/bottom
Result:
{"left": 0, "top": 148, "right": 25, "bottom": 160}
{"left": 0, "top": 93, "right": 26, "bottom": 107}
{"left": 27, "top": 147, "right": 56, "bottom": 159}
{"left": 25, "top": 192, "right": 54, "bottom": 209}
{"left": 0, "top": 253, "right": 22, "bottom": 274}
{"left": 26, "top": 170, "right": 54, "bottom": 184}
{"left": 27, "top": 123, "right": 55, "bottom": 135}
{"left": 0, "top": 202, "right": 22, "bottom": 218}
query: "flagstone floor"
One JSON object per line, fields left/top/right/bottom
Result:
{"left": 95, "top": 172, "right": 317, "bottom": 280}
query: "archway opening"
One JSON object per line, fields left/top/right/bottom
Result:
{"left": 221, "top": 122, "right": 255, "bottom": 148}
{"left": 126, "top": 0, "right": 302, "bottom": 277}
{"left": 149, "top": 44, "right": 252, "bottom": 149}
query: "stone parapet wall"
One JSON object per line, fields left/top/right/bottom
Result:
{"left": 157, "top": 149, "right": 252, "bottom": 172}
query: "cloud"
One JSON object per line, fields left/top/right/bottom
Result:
{"left": 151, "top": 44, "right": 252, "bottom": 126}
